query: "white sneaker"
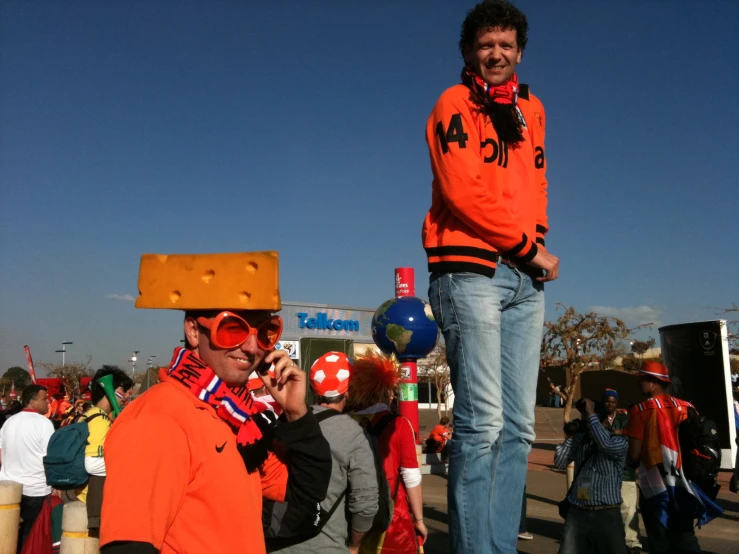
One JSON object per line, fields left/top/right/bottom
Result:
{"left": 518, "top": 532, "right": 534, "bottom": 540}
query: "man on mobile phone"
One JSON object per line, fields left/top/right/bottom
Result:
{"left": 100, "top": 252, "right": 331, "bottom": 554}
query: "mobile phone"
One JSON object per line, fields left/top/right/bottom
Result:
{"left": 258, "top": 362, "right": 275, "bottom": 377}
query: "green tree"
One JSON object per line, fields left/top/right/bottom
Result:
{"left": 1, "top": 366, "right": 32, "bottom": 391}
{"left": 540, "top": 304, "right": 651, "bottom": 422}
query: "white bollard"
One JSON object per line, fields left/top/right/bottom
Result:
{"left": 60, "top": 501, "right": 99, "bottom": 554}
{"left": 0, "top": 481, "right": 22, "bottom": 554}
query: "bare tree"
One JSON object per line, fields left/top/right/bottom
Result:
{"left": 540, "top": 304, "right": 650, "bottom": 422}
{"left": 137, "top": 367, "right": 162, "bottom": 393}
{"left": 716, "top": 303, "right": 738, "bottom": 354}
{"left": 621, "top": 336, "right": 660, "bottom": 374}
{"left": 620, "top": 354, "right": 642, "bottom": 373}
{"left": 630, "top": 338, "right": 656, "bottom": 357}
{"left": 418, "top": 344, "right": 451, "bottom": 419}
{"left": 37, "top": 357, "right": 95, "bottom": 398}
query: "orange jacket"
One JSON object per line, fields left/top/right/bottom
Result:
{"left": 422, "top": 82, "right": 549, "bottom": 276}
{"left": 428, "top": 424, "right": 450, "bottom": 446}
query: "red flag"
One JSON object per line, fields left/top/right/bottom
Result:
{"left": 24, "top": 345, "right": 38, "bottom": 384}
{"left": 10, "top": 379, "right": 16, "bottom": 399}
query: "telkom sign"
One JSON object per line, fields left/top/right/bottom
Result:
{"left": 297, "top": 312, "right": 360, "bottom": 332}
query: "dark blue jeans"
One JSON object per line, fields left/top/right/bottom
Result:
{"left": 519, "top": 487, "right": 527, "bottom": 533}
{"left": 558, "top": 506, "right": 625, "bottom": 554}
{"left": 639, "top": 495, "right": 701, "bottom": 554}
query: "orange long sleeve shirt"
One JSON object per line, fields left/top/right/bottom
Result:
{"left": 101, "top": 378, "right": 287, "bottom": 554}
{"left": 422, "top": 82, "right": 549, "bottom": 276}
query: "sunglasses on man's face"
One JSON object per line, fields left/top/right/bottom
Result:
{"left": 196, "top": 311, "right": 282, "bottom": 351}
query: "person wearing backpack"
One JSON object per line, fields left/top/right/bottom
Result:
{"left": 74, "top": 367, "right": 133, "bottom": 537}
{"left": 349, "top": 351, "right": 427, "bottom": 554}
{"left": 624, "top": 361, "right": 705, "bottom": 554}
{"left": 0, "top": 384, "right": 54, "bottom": 552}
{"left": 268, "top": 352, "right": 379, "bottom": 554}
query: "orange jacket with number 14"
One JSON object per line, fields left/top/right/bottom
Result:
{"left": 422, "top": 82, "right": 549, "bottom": 277}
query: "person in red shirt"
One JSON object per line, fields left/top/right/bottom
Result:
{"left": 426, "top": 416, "right": 451, "bottom": 461}
{"left": 349, "top": 351, "right": 427, "bottom": 553}
{"left": 624, "top": 361, "right": 701, "bottom": 554}
{"left": 47, "top": 394, "right": 71, "bottom": 428}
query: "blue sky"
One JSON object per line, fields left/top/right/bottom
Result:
{"left": 1, "top": 1, "right": 737, "bottom": 374}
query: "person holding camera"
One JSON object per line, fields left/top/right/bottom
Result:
{"left": 554, "top": 398, "right": 628, "bottom": 554}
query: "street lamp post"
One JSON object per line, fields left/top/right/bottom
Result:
{"left": 146, "top": 356, "right": 156, "bottom": 390}
{"left": 131, "top": 351, "right": 140, "bottom": 377}
{"left": 55, "top": 341, "right": 74, "bottom": 366}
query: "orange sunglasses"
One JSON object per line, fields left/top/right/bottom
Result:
{"left": 196, "top": 311, "right": 283, "bottom": 351}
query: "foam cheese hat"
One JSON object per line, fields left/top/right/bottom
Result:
{"left": 135, "top": 251, "right": 281, "bottom": 311}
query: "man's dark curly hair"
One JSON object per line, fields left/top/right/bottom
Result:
{"left": 459, "top": 0, "right": 529, "bottom": 58}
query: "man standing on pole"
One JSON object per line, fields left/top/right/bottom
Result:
{"left": 423, "top": 2, "right": 559, "bottom": 552}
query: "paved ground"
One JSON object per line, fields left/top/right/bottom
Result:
{"left": 417, "top": 408, "right": 739, "bottom": 553}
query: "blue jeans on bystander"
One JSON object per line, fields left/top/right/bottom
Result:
{"left": 429, "top": 264, "right": 544, "bottom": 554}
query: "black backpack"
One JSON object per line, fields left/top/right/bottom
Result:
{"left": 43, "top": 412, "right": 105, "bottom": 489}
{"left": 263, "top": 410, "right": 397, "bottom": 552}
{"left": 263, "top": 409, "right": 349, "bottom": 550}
{"left": 678, "top": 406, "right": 721, "bottom": 499}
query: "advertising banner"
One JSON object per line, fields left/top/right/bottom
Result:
{"left": 24, "top": 345, "right": 38, "bottom": 384}
{"left": 660, "top": 320, "right": 736, "bottom": 469}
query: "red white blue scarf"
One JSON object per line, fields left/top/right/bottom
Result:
{"left": 167, "top": 347, "right": 271, "bottom": 471}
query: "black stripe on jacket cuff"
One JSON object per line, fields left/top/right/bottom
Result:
{"left": 536, "top": 224, "right": 548, "bottom": 235}
{"left": 505, "top": 234, "right": 530, "bottom": 258}
{"left": 536, "top": 237, "right": 546, "bottom": 246}
{"left": 512, "top": 242, "right": 538, "bottom": 264}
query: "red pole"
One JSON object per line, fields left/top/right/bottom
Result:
{"left": 395, "top": 268, "right": 420, "bottom": 443}
{"left": 395, "top": 267, "right": 414, "bottom": 297}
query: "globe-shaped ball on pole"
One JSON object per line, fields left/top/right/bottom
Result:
{"left": 371, "top": 297, "right": 439, "bottom": 360}
{"left": 371, "top": 295, "right": 439, "bottom": 443}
